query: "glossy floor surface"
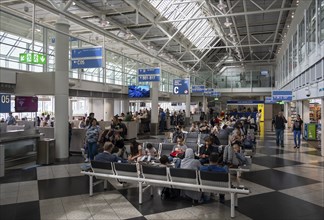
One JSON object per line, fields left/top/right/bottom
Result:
{"left": 0, "top": 131, "right": 323, "bottom": 220}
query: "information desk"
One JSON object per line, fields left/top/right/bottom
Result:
{"left": 0, "top": 129, "right": 40, "bottom": 177}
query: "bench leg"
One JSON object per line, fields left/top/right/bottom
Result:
{"left": 230, "top": 193, "right": 235, "bottom": 218}
{"left": 234, "top": 193, "right": 238, "bottom": 207}
{"left": 150, "top": 185, "right": 154, "bottom": 197}
{"left": 139, "top": 182, "right": 143, "bottom": 204}
{"left": 89, "top": 176, "right": 93, "bottom": 197}
{"left": 104, "top": 180, "right": 107, "bottom": 190}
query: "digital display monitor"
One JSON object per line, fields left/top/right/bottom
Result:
{"left": 128, "top": 85, "right": 150, "bottom": 98}
{"left": 15, "top": 96, "right": 38, "bottom": 112}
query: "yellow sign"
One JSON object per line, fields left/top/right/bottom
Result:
{"left": 258, "top": 104, "right": 264, "bottom": 122}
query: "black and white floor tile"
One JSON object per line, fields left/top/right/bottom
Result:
{"left": 0, "top": 130, "right": 323, "bottom": 220}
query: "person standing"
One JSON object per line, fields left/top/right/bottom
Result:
{"left": 256, "top": 109, "right": 262, "bottom": 132}
{"left": 273, "top": 111, "right": 287, "bottom": 147}
{"left": 5, "top": 112, "right": 16, "bottom": 125}
{"left": 292, "top": 114, "right": 303, "bottom": 149}
{"left": 85, "top": 118, "right": 100, "bottom": 161}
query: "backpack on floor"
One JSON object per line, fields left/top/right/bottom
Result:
{"left": 161, "top": 187, "right": 180, "bottom": 200}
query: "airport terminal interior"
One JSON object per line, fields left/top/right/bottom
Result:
{"left": 0, "top": 0, "right": 324, "bottom": 219}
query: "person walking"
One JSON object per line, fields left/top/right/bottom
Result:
{"left": 85, "top": 118, "right": 100, "bottom": 161}
{"left": 292, "top": 114, "right": 303, "bottom": 149}
{"left": 273, "top": 111, "right": 287, "bottom": 147}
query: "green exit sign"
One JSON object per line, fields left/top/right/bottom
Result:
{"left": 19, "top": 53, "right": 46, "bottom": 64}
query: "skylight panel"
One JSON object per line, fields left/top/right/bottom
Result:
{"left": 149, "top": 0, "right": 217, "bottom": 50}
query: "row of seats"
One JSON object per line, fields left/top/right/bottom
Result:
{"left": 84, "top": 160, "right": 250, "bottom": 218}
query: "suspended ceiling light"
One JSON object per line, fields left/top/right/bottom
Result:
{"left": 224, "top": 19, "right": 232, "bottom": 27}
{"left": 228, "top": 31, "right": 235, "bottom": 38}
{"left": 217, "top": 0, "right": 227, "bottom": 10}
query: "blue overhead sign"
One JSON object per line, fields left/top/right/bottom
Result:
{"left": 0, "top": 94, "right": 11, "bottom": 113}
{"left": 138, "top": 68, "right": 160, "bottom": 75}
{"left": 71, "top": 47, "right": 103, "bottom": 59}
{"left": 210, "top": 91, "right": 221, "bottom": 97}
{"left": 227, "top": 100, "right": 264, "bottom": 105}
{"left": 204, "top": 88, "right": 214, "bottom": 93}
{"left": 192, "top": 85, "right": 205, "bottom": 93}
{"left": 173, "top": 79, "right": 189, "bottom": 95}
{"left": 272, "top": 90, "right": 293, "bottom": 101}
{"left": 138, "top": 75, "right": 160, "bottom": 82}
{"left": 265, "top": 97, "right": 277, "bottom": 104}
{"left": 71, "top": 59, "right": 102, "bottom": 69}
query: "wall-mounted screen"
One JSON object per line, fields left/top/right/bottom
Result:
{"left": 128, "top": 85, "right": 150, "bottom": 98}
{"left": 15, "top": 96, "right": 38, "bottom": 112}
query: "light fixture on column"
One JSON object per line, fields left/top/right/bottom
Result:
{"left": 217, "top": 0, "right": 227, "bottom": 10}
{"left": 228, "top": 29, "right": 235, "bottom": 38}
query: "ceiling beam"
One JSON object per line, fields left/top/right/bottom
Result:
{"left": 191, "top": 42, "right": 282, "bottom": 50}
{"left": 21, "top": 0, "right": 188, "bottom": 74}
{"left": 270, "top": 0, "right": 286, "bottom": 59}
{"left": 156, "top": 7, "right": 296, "bottom": 24}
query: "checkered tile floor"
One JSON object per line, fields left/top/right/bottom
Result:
{"left": 0, "top": 131, "right": 323, "bottom": 220}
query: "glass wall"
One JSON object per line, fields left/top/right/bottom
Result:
{"left": 298, "top": 19, "right": 305, "bottom": 63}
{"left": 320, "top": 0, "right": 324, "bottom": 42}
{"left": 307, "top": 0, "right": 316, "bottom": 54}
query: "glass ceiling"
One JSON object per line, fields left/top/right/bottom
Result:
{"left": 149, "top": 0, "right": 218, "bottom": 50}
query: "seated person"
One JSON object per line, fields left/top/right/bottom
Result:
{"left": 180, "top": 148, "right": 203, "bottom": 203}
{"left": 168, "top": 136, "right": 188, "bottom": 168}
{"left": 199, "top": 137, "right": 213, "bottom": 165}
{"left": 159, "top": 155, "right": 172, "bottom": 167}
{"left": 111, "top": 132, "right": 126, "bottom": 158}
{"left": 94, "top": 142, "right": 127, "bottom": 163}
{"left": 199, "top": 121, "right": 210, "bottom": 134}
{"left": 233, "top": 143, "right": 248, "bottom": 166}
{"left": 189, "top": 122, "right": 199, "bottom": 132}
{"left": 128, "top": 140, "right": 143, "bottom": 162}
{"left": 140, "top": 143, "right": 157, "bottom": 162}
{"left": 223, "top": 142, "right": 240, "bottom": 167}
{"left": 181, "top": 148, "right": 201, "bottom": 170}
{"left": 172, "top": 125, "right": 184, "bottom": 143}
{"left": 200, "top": 153, "right": 228, "bottom": 203}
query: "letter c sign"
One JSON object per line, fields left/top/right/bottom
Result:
{"left": 174, "top": 87, "right": 179, "bottom": 94}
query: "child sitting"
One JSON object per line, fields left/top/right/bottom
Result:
{"left": 140, "top": 143, "right": 157, "bottom": 162}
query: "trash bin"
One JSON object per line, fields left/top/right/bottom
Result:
{"left": 37, "top": 138, "right": 55, "bottom": 165}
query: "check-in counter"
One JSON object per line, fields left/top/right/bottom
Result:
{"left": 124, "top": 121, "right": 138, "bottom": 140}
{"left": 38, "top": 127, "right": 86, "bottom": 153}
{"left": 38, "top": 127, "right": 54, "bottom": 138}
{"left": 0, "top": 128, "right": 40, "bottom": 176}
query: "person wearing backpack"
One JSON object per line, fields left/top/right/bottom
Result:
{"left": 292, "top": 114, "right": 303, "bottom": 149}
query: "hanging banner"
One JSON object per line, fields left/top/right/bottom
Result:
{"left": 173, "top": 79, "right": 189, "bottom": 95}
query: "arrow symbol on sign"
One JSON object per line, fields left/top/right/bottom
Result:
{"left": 40, "top": 56, "right": 45, "bottom": 63}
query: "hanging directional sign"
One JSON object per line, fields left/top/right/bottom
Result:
{"left": 71, "top": 59, "right": 103, "bottom": 69}
{"left": 19, "top": 53, "right": 47, "bottom": 64}
{"left": 138, "top": 68, "right": 161, "bottom": 75}
{"left": 71, "top": 47, "right": 103, "bottom": 69}
{"left": 192, "top": 85, "right": 205, "bottom": 93}
{"left": 138, "top": 75, "right": 160, "bottom": 82}
{"left": 71, "top": 47, "right": 103, "bottom": 58}
{"left": 265, "top": 97, "right": 277, "bottom": 104}
{"left": 137, "top": 67, "right": 161, "bottom": 82}
{"left": 173, "top": 79, "right": 189, "bottom": 95}
{"left": 0, "top": 94, "right": 11, "bottom": 113}
{"left": 204, "top": 88, "right": 214, "bottom": 93}
{"left": 272, "top": 91, "right": 293, "bottom": 101}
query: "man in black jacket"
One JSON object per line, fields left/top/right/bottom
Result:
{"left": 273, "top": 111, "right": 287, "bottom": 147}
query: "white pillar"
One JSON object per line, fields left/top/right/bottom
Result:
{"left": 68, "top": 99, "right": 73, "bottom": 121}
{"left": 302, "top": 100, "right": 310, "bottom": 123}
{"left": 151, "top": 81, "right": 159, "bottom": 135}
{"left": 104, "top": 99, "right": 114, "bottom": 121}
{"left": 284, "top": 102, "right": 289, "bottom": 119}
{"left": 321, "top": 97, "right": 324, "bottom": 157}
{"left": 54, "top": 17, "right": 70, "bottom": 159}
{"left": 185, "top": 78, "right": 191, "bottom": 126}
{"left": 202, "top": 96, "right": 207, "bottom": 113}
{"left": 121, "top": 99, "right": 129, "bottom": 114}
{"left": 296, "top": 100, "right": 303, "bottom": 116}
